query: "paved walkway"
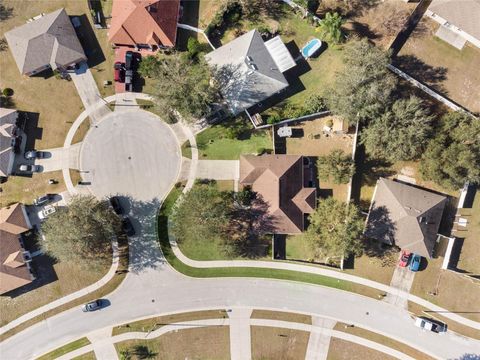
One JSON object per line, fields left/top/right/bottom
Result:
{"left": 52, "top": 316, "right": 416, "bottom": 360}
{"left": 71, "top": 62, "right": 110, "bottom": 124}
{"left": 305, "top": 317, "right": 337, "bottom": 360}
{"left": 0, "top": 240, "right": 120, "bottom": 336}
{"left": 228, "top": 308, "right": 252, "bottom": 360}
{"left": 196, "top": 160, "right": 239, "bottom": 181}
{"left": 384, "top": 264, "right": 415, "bottom": 309}
{"left": 35, "top": 144, "right": 81, "bottom": 172}
{"left": 87, "top": 328, "right": 118, "bottom": 360}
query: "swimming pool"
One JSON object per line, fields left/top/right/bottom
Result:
{"left": 301, "top": 38, "right": 322, "bottom": 59}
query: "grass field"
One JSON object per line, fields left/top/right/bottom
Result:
{"left": 251, "top": 310, "right": 312, "bottom": 325}
{"left": 37, "top": 337, "right": 90, "bottom": 360}
{"left": 327, "top": 338, "right": 395, "bottom": 360}
{"left": 196, "top": 118, "right": 272, "bottom": 160}
{"left": 115, "top": 326, "right": 230, "bottom": 360}
{"left": 251, "top": 326, "right": 309, "bottom": 360}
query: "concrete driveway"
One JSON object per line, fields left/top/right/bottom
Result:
{"left": 80, "top": 110, "right": 181, "bottom": 201}
{"left": 384, "top": 261, "right": 416, "bottom": 309}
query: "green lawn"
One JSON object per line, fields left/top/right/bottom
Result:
{"left": 37, "top": 337, "right": 90, "bottom": 360}
{"left": 196, "top": 117, "right": 272, "bottom": 160}
{"left": 181, "top": 140, "right": 192, "bottom": 159}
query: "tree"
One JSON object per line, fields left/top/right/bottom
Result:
{"left": 41, "top": 195, "right": 119, "bottom": 267}
{"left": 317, "top": 149, "right": 355, "bottom": 184}
{"left": 137, "top": 55, "right": 162, "bottom": 78}
{"left": 0, "top": 38, "right": 7, "bottom": 52}
{"left": 316, "top": 12, "right": 345, "bottom": 44}
{"left": 303, "top": 94, "right": 327, "bottom": 114}
{"left": 327, "top": 39, "right": 396, "bottom": 125}
{"left": 150, "top": 55, "right": 220, "bottom": 122}
{"left": 305, "top": 198, "right": 364, "bottom": 260}
{"left": 360, "top": 96, "right": 433, "bottom": 162}
{"left": 420, "top": 111, "right": 480, "bottom": 190}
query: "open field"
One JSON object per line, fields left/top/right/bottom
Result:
{"left": 72, "top": 352, "right": 96, "bottom": 360}
{"left": 397, "top": 17, "right": 480, "bottom": 113}
{"left": 112, "top": 310, "right": 228, "bottom": 336}
{"left": 0, "top": 1, "right": 87, "bottom": 150}
{"left": 115, "top": 326, "right": 230, "bottom": 360}
{"left": 196, "top": 117, "right": 272, "bottom": 160}
{"left": 0, "top": 171, "right": 66, "bottom": 207}
{"left": 251, "top": 326, "right": 309, "bottom": 360}
{"left": 327, "top": 338, "right": 395, "bottom": 360}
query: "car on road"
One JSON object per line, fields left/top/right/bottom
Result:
{"left": 38, "top": 205, "right": 56, "bottom": 220}
{"left": 415, "top": 317, "right": 447, "bottom": 333}
{"left": 125, "top": 51, "right": 133, "bottom": 70}
{"left": 409, "top": 253, "right": 421, "bottom": 272}
{"left": 110, "top": 196, "right": 123, "bottom": 215}
{"left": 122, "top": 216, "right": 135, "bottom": 236}
{"left": 25, "top": 150, "right": 46, "bottom": 159}
{"left": 114, "top": 61, "right": 124, "bottom": 82}
{"left": 33, "top": 194, "right": 51, "bottom": 206}
{"left": 81, "top": 299, "right": 103, "bottom": 312}
{"left": 399, "top": 250, "right": 411, "bottom": 267}
{"left": 18, "top": 164, "right": 41, "bottom": 172}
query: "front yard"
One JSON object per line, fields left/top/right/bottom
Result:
{"left": 196, "top": 117, "right": 272, "bottom": 160}
{"left": 396, "top": 17, "right": 480, "bottom": 113}
{"left": 251, "top": 326, "right": 309, "bottom": 360}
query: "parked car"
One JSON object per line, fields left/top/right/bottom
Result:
{"left": 414, "top": 317, "right": 447, "bottom": 333}
{"left": 110, "top": 196, "right": 123, "bottom": 215}
{"left": 33, "top": 194, "right": 51, "bottom": 206}
{"left": 38, "top": 205, "right": 56, "bottom": 220}
{"left": 25, "top": 150, "right": 46, "bottom": 159}
{"left": 399, "top": 250, "right": 411, "bottom": 267}
{"left": 409, "top": 253, "right": 422, "bottom": 272}
{"left": 125, "top": 51, "right": 133, "bottom": 70}
{"left": 81, "top": 299, "right": 103, "bottom": 312}
{"left": 122, "top": 216, "right": 135, "bottom": 236}
{"left": 19, "top": 164, "right": 41, "bottom": 172}
{"left": 114, "top": 61, "right": 124, "bottom": 82}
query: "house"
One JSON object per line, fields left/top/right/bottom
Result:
{"left": 364, "top": 178, "right": 447, "bottom": 258}
{"left": 426, "top": 0, "right": 480, "bottom": 49}
{"left": 108, "top": 0, "right": 181, "bottom": 50}
{"left": 0, "top": 108, "right": 18, "bottom": 178}
{"left": 0, "top": 203, "right": 34, "bottom": 295}
{"left": 239, "top": 155, "right": 316, "bottom": 234}
{"left": 5, "top": 8, "right": 87, "bottom": 76}
{"left": 206, "top": 29, "right": 296, "bottom": 116}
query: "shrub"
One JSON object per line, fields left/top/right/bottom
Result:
{"left": 267, "top": 113, "right": 281, "bottom": 124}
{"left": 2, "top": 88, "right": 13, "bottom": 97}
{"left": 303, "top": 94, "right": 327, "bottom": 113}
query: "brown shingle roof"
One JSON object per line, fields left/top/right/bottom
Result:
{"left": 0, "top": 203, "right": 31, "bottom": 234}
{"left": 4, "top": 8, "right": 86, "bottom": 75}
{"left": 240, "top": 155, "right": 316, "bottom": 234}
{"left": 109, "top": 0, "right": 180, "bottom": 48}
{"left": 364, "top": 178, "right": 447, "bottom": 258}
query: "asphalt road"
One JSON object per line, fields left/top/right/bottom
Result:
{"left": 80, "top": 110, "right": 181, "bottom": 201}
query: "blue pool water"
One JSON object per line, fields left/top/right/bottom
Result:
{"left": 302, "top": 38, "right": 322, "bottom": 58}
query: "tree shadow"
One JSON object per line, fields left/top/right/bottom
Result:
{"left": 360, "top": 157, "right": 395, "bottom": 187}
{"left": 393, "top": 54, "right": 448, "bottom": 93}
{"left": 347, "top": 21, "right": 380, "bottom": 40}
{"left": 364, "top": 204, "right": 397, "bottom": 251}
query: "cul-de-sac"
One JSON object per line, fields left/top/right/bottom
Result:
{"left": 0, "top": 0, "right": 479, "bottom": 359}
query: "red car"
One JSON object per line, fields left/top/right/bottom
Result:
{"left": 114, "top": 61, "right": 124, "bottom": 82}
{"left": 399, "top": 250, "right": 411, "bottom": 267}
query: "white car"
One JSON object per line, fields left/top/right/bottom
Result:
{"left": 414, "top": 317, "right": 447, "bottom": 333}
{"left": 38, "top": 205, "right": 56, "bottom": 220}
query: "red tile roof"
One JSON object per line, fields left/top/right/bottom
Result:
{"left": 109, "top": 0, "right": 180, "bottom": 48}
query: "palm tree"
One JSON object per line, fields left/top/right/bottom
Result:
{"left": 317, "top": 12, "right": 345, "bottom": 44}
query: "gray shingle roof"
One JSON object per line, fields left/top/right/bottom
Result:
{"left": 0, "top": 109, "right": 17, "bottom": 177}
{"left": 364, "top": 178, "right": 447, "bottom": 258}
{"left": 5, "top": 8, "right": 86, "bottom": 75}
{"left": 206, "top": 30, "right": 291, "bottom": 115}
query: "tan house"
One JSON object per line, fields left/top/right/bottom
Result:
{"left": 108, "top": 0, "right": 181, "bottom": 50}
{"left": 0, "top": 108, "right": 18, "bottom": 178}
{"left": 364, "top": 178, "right": 447, "bottom": 258}
{"left": 5, "top": 8, "right": 86, "bottom": 76}
{"left": 0, "top": 203, "right": 34, "bottom": 295}
{"left": 239, "top": 155, "right": 316, "bottom": 234}
{"left": 426, "top": 0, "right": 480, "bottom": 49}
